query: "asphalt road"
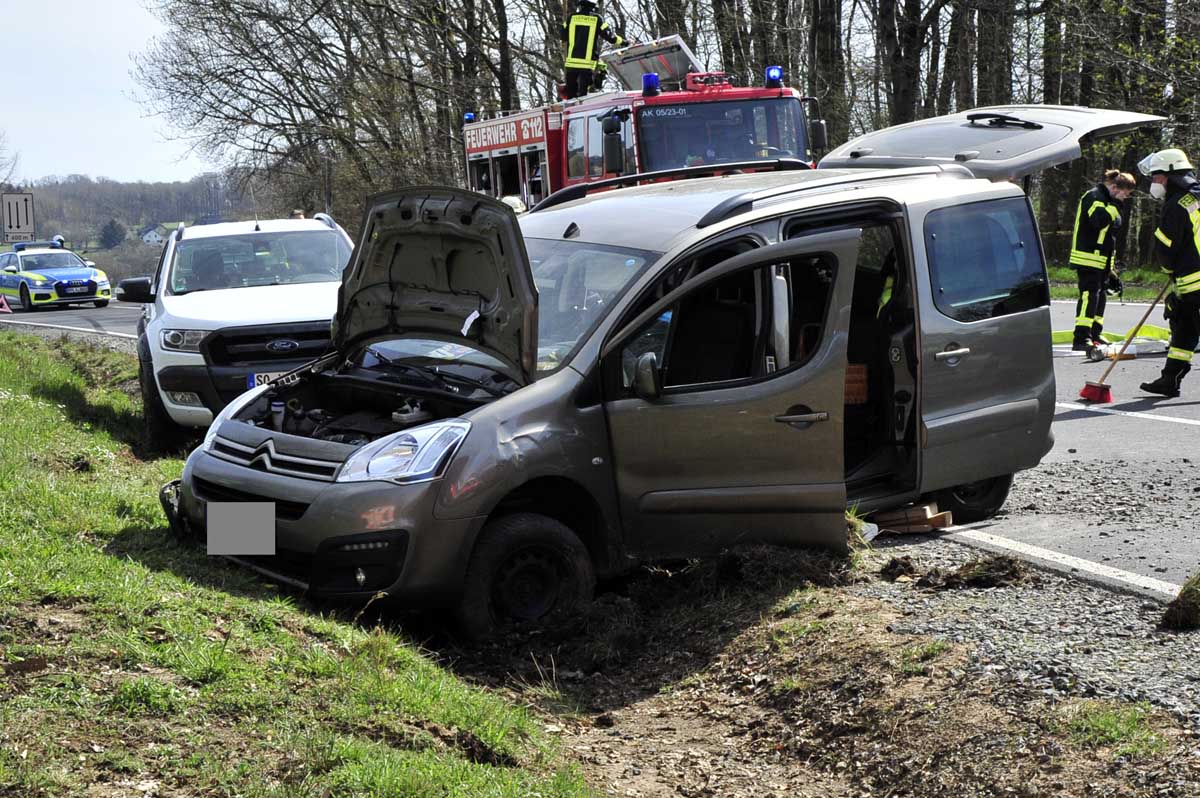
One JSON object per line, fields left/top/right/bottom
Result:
{"left": 0, "top": 301, "right": 143, "bottom": 338}
{"left": 2, "top": 297, "right": 1196, "bottom": 598}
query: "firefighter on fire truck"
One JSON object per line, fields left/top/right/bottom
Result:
{"left": 561, "top": 0, "right": 625, "bottom": 99}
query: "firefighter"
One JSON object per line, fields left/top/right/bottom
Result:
{"left": 1139, "top": 148, "right": 1200, "bottom": 397}
{"left": 561, "top": 0, "right": 624, "bottom": 100}
{"left": 1069, "top": 170, "right": 1136, "bottom": 352}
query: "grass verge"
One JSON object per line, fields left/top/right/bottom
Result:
{"left": 1161, "top": 570, "right": 1200, "bottom": 631}
{"left": 0, "top": 332, "right": 585, "bottom": 798}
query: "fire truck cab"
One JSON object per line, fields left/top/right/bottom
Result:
{"left": 462, "top": 36, "right": 828, "bottom": 209}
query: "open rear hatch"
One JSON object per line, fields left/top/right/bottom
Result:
{"left": 819, "top": 105, "right": 1164, "bottom": 179}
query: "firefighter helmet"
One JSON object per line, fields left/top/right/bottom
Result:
{"left": 1138, "top": 148, "right": 1194, "bottom": 176}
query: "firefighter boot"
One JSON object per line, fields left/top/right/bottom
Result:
{"left": 1140, "top": 361, "right": 1190, "bottom": 398}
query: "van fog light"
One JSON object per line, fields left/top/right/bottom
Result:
{"left": 355, "top": 567, "right": 367, "bottom": 587}
{"left": 166, "top": 391, "right": 204, "bottom": 407}
{"left": 338, "top": 541, "right": 391, "bottom": 552}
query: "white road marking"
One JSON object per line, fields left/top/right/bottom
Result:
{"left": 1055, "top": 400, "right": 1200, "bottom": 427}
{"left": 0, "top": 317, "right": 136, "bottom": 339}
{"left": 948, "top": 527, "right": 1183, "bottom": 597}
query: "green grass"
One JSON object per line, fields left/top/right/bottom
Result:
{"left": 1060, "top": 700, "right": 1166, "bottom": 760}
{"left": 898, "top": 640, "right": 951, "bottom": 676}
{"left": 1047, "top": 264, "right": 1167, "bottom": 302}
{"left": 0, "top": 332, "right": 586, "bottom": 797}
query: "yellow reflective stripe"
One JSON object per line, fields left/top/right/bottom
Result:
{"left": 1069, "top": 250, "right": 1107, "bottom": 267}
{"left": 1176, "top": 271, "right": 1200, "bottom": 288}
{"left": 1094, "top": 316, "right": 1104, "bottom": 324}
{"left": 1168, "top": 347, "right": 1194, "bottom": 361}
{"left": 1156, "top": 228, "right": 1173, "bottom": 246}
{"left": 1089, "top": 201, "right": 1118, "bottom": 245}
{"left": 1075, "top": 291, "right": 1092, "bottom": 325}
{"left": 565, "top": 15, "right": 600, "bottom": 68}
{"left": 876, "top": 275, "right": 894, "bottom": 318}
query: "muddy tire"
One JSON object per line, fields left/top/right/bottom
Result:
{"left": 935, "top": 473, "right": 1014, "bottom": 524}
{"left": 139, "top": 356, "right": 189, "bottom": 453}
{"left": 455, "top": 512, "right": 594, "bottom": 641}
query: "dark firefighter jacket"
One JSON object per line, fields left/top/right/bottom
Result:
{"left": 1069, "top": 183, "right": 1122, "bottom": 269}
{"left": 561, "top": 12, "right": 625, "bottom": 70}
{"left": 1155, "top": 181, "right": 1200, "bottom": 294}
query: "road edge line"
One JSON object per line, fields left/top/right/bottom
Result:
{"left": 0, "top": 318, "right": 137, "bottom": 339}
{"left": 944, "top": 526, "right": 1182, "bottom": 600}
{"left": 1055, "top": 400, "right": 1200, "bottom": 427}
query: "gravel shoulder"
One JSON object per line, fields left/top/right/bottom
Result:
{"left": 0, "top": 319, "right": 137, "bottom": 355}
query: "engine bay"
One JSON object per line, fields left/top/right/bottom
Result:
{"left": 234, "top": 371, "right": 478, "bottom": 447}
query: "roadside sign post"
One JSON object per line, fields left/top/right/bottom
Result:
{"left": 2, "top": 193, "right": 35, "bottom": 243}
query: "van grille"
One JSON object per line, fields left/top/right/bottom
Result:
{"left": 210, "top": 436, "right": 341, "bottom": 482}
{"left": 202, "top": 322, "right": 331, "bottom": 367}
{"left": 192, "top": 477, "right": 310, "bottom": 521}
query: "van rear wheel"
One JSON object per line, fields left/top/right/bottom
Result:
{"left": 935, "top": 474, "right": 1014, "bottom": 524}
{"left": 455, "top": 512, "right": 594, "bottom": 640}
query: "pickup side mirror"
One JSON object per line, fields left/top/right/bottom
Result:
{"left": 808, "top": 118, "right": 829, "bottom": 153}
{"left": 117, "top": 276, "right": 155, "bottom": 303}
{"left": 633, "top": 351, "right": 662, "bottom": 400}
{"left": 601, "top": 114, "right": 626, "bottom": 175}
{"left": 2, "top": 265, "right": 17, "bottom": 274}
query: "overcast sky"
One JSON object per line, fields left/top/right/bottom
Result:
{"left": 5, "top": 1, "right": 213, "bottom": 184}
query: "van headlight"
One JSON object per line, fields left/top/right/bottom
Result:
{"left": 202, "top": 384, "right": 271, "bottom": 452}
{"left": 337, "top": 421, "right": 471, "bottom": 484}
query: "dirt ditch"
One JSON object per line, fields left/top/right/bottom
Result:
{"left": 442, "top": 547, "right": 1200, "bottom": 797}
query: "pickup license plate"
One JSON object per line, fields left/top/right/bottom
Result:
{"left": 247, "top": 371, "right": 286, "bottom": 388}
{"left": 65, "top": 286, "right": 88, "bottom": 294}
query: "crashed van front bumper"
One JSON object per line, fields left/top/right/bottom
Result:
{"left": 167, "top": 447, "right": 486, "bottom": 605}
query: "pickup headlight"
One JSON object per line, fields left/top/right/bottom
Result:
{"left": 161, "top": 329, "right": 207, "bottom": 352}
{"left": 202, "top": 384, "right": 271, "bottom": 452}
{"left": 337, "top": 421, "right": 470, "bottom": 484}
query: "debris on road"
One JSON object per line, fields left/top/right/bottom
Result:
{"left": 1161, "top": 570, "right": 1200, "bottom": 630}
{"left": 917, "top": 554, "right": 1033, "bottom": 590}
{"left": 872, "top": 503, "right": 953, "bottom": 534}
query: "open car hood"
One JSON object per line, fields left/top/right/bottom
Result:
{"left": 335, "top": 188, "right": 538, "bottom": 384}
{"left": 819, "top": 105, "right": 1164, "bottom": 180}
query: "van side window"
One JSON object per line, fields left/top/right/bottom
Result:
{"left": 619, "top": 254, "right": 835, "bottom": 391}
{"left": 925, "top": 198, "right": 1048, "bottom": 322}
{"left": 566, "top": 118, "right": 586, "bottom": 179}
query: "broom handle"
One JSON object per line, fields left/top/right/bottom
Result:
{"left": 1095, "top": 280, "right": 1173, "bottom": 385}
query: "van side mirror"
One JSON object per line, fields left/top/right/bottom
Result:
{"left": 633, "top": 352, "right": 662, "bottom": 400}
{"left": 808, "top": 118, "right": 828, "bottom": 153}
{"left": 117, "top": 276, "right": 155, "bottom": 303}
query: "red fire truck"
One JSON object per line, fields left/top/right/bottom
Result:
{"left": 462, "top": 36, "right": 827, "bottom": 208}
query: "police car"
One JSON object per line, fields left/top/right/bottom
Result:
{"left": 0, "top": 237, "right": 112, "bottom": 310}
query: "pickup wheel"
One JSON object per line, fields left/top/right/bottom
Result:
{"left": 935, "top": 473, "right": 1014, "bottom": 524}
{"left": 455, "top": 512, "right": 595, "bottom": 640}
{"left": 139, "top": 356, "right": 189, "bottom": 453}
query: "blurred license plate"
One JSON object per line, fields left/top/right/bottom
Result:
{"left": 247, "top": 372, "right": 285, "bottom": 388}
{"left": 65, "top": 286, "right": 88, "bottom": 294}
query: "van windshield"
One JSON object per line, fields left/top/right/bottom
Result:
{"left": 526, "top": 237, "right": 658, "bottom": 372}
{"left": 636, "top": 97, "right": 805, "bottom": 171}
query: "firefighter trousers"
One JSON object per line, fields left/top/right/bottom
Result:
{"left": 564, "top": 67, "right": 593, "bottom": 99}
{"left": 1164, "top": 290, "right": 1200, "bottom": 374}
{"left": 1073, "top": 267, "right": 1107, "bottom": 345}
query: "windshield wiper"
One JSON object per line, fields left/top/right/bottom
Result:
{"left": 364, "top": 347, "right": 506, "bottom": 397}
{"left": 966, "top": 112, "right": 1043, "bottom": 130}
{"left": 172, "top": 287, "right": 215, "bottom": 296}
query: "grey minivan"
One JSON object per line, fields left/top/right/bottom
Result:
{"left": 164, "top": 105, "right": 1161, "bottom": 635}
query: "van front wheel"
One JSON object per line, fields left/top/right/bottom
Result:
{"left": 935, "top": 474, "right": 1014, "bottom": 524}
{"left": 455, "top": 513, "right": 594, "bottom": 640}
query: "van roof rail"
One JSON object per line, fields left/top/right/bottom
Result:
{"left": 695, "top": 164, "right": 974, "bottom": 228}
{"left": 312, "top": 212, "right": 337, "bottom": 230}
{"left": 530, "top": 158, "right": 812, "bottom": 213}
{"left": 174, "top": 222, "right": 186, "bottom": 241}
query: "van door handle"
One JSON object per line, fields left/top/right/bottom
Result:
{"left": 775, "top": 408, "right": 830, "bottom": 428}
{"left": 935, "top": 347, "right": 971, "bottom": 362}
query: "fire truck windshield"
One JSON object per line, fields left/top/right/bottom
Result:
{"left": 636, "top": 97, "right": 805, "bottom": 172}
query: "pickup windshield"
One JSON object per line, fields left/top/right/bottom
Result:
{"left": 168, "top": 230, "right": 351, "bottom": 295}
{"left": 636, "top": 97, "right": 806, "bottom": 171}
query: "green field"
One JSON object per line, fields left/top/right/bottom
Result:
{"left": 0, "top": 333, "right": 586, "bottom": 797}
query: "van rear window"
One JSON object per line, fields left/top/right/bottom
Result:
{"left": 924, "top": 197, "right": 1048, "bottom": 322}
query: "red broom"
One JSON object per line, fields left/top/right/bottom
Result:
{"left": 1079, "top": 281, "right": 1172, "bottom": 403}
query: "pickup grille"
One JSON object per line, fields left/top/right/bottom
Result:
{"left": 210, "top": 436, "right": 341, "bottom": 482}
{"left": 192, "top": 476, "right": 311, "bottom": 521}
{"left": 202, "top": 322, "right": 331, "bottom": 367}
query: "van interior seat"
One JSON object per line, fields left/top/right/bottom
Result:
{"left": 666, "top": 285, "right": 755, "bottom": 385}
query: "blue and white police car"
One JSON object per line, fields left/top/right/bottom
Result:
{"left": 0, "top": 237, "right": 112, "bottom": 310}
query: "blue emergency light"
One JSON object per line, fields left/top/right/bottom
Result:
{"left": 642, "top": 73, "right": 661, "bottom": 97}
{"left": 765, "top": 65, "right": 783, "bottom": 88}
{"left": 463, "top": 112, "right": 476, "bottom": 122}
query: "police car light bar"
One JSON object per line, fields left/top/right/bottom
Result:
{"left": 13, "top": 240, "right": 63, "bottom": 251}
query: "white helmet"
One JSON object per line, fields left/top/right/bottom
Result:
{"left": 1138, "top": 148, "right": 1194, "bottom": 176}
